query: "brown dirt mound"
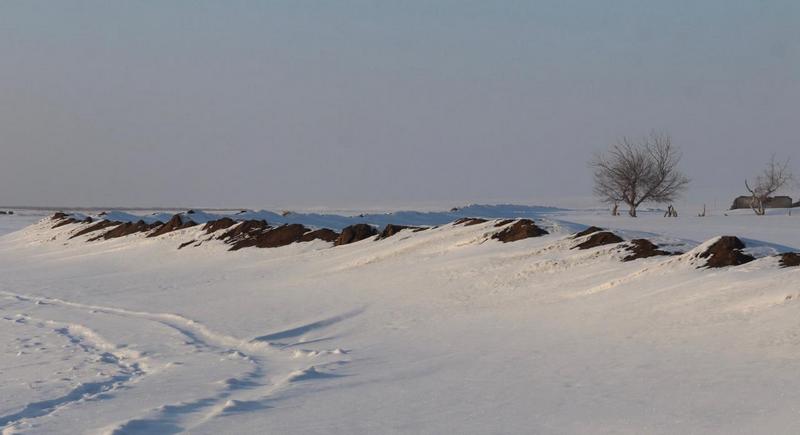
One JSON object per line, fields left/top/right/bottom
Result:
{"left": 90, "top": 220, "right": 162, "bottom": 241}
{"left": 203, "top": 218, "right": 237, "bottom": 234}
{"left": 573, "top": 226, "right": 604, "bottom": 238}
{"left": 377, "top": 224, "right": 421, "bottom": 240}
{"left": 52, "top": 218, "right": 79, "bottom": 228}
{"left": 148, "top": 214, "right": 197, "bottom": 238}
{"left": 622, "top": 239, "right": 673, "bottom": 262}
{"left": 335, "top": 224, "right": 378, "bottom": 246}
{"left": 778, "top": 252, "right": 800, "bottom": 268}
{"left": 301, "top": 228, "right": 339, "bottom": 243}
{"left": 218, "top": 220, "right": 267, "bottom": 240}
{"left": 491, "top": 219, "right": 548, "bottom": 243}
{"left": 453, "top": 217, "right": 488, "bottom": 226}
{"left": 494, "top": 219, "right": 515, "bottom": 228}
{"left": 229, "top": 224, "right": 310, "bottom": 251}
{"left": 573, "top": 231, "right": 624, "bottom": 250}
{"left": 70, "top": 220, "right": 121, "bottom": 239}
{"left": 697, "top": 236, "right": 754, "bottom": 268}
{"left": 218, "top": 220, "right": 270, "bottom": 243}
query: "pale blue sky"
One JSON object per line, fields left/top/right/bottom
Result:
{"left": 1, "top": 1, "right": 798, "bottom": 208}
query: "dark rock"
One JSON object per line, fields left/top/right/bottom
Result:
{"left": 622, "top": 239, "right": 674, "bottom": 262}
{"left": 203, "top": 217, "right": 237, "bottom": 234}
{"left": 218, "top": 220, "right": 269, "bottom": 243}
{"left": 70, "top": 220, "right": 121, "bottom": 239}
{"left": 7, "top": 211, "right": 12, "bottom": 215}
{"left": 52, "top": 212, "right": 70, "bottom": 221}
{"left": 697, "top": 236, "right": 754, "bottom": 268}
{"left": 778, "top": 252, "right": 800, "bottom": 268}
{"left": 0, "top": 211, "right": 6, "bottom": 215}
{"left": 335, "top": 224, "right": 378, "bottom": 246}
{"left": 300, "top": 228, "right": 339, "bottom": 243}
{"left": 491, "top": 219, "right": 548, "bottom": 243}
{"left": 91, "top": 220, "right": 162, "bottom": 241}
{"left": 186, "top": 209, "right": 196, "bottom": 214}
{"left": 573, "top": 226, "right": 604, "bottom": 238}
{"left": 453, "top": 217, "right": 488, "bottom": 227}
{"left": 377, "top": 224, "right": 421, "bottom": 240}
{"left": 148, "top": 214, "right": 197, "bottom": 238}
{"left": 229, "top": 224, "right": 310, "bottom": 250}
{"left": 573, "top": 231, "right": 624, "bottom": 250}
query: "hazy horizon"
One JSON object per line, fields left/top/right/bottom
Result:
{"left": 2, "top": 1, "right": 798, "bottom": 209}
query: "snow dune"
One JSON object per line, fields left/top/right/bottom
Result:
{"left": 1, "top": 206, "right": 799, "bottom": 434}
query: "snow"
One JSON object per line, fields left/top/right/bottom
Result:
{"left": 1, "top": 205, "right": 799, "bottom": 434}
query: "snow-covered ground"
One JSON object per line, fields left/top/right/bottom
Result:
{"left": 1, "top": 205, "right": 799, "bottom": 434}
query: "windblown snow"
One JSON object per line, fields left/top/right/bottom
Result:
{"left": 1, "top": 205, "right": 799, "bottom": 434}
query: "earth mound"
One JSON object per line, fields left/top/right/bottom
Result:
{"left": 573, "top": 232, "right": 624, "bottom": 250}
{"left": 377, "top": 224, "right": 421, "bottom": 240}
{"left": 491, "top": 219, "right": 548, "bottom": 243}
{"left": 229, "top": 224, "right": 310, "bottom": 250}
{"left": 70, "top": 220, "right": 121, "bottom": 239}
{"left": 301, "top": 228, "right": 340, "bottom": 243}
{"left": 622, "top": 239, "right": 673, "bottom": 262}
{"left": 148, "top": 215, "right": 197, "bottom": 238}
{"left": 203, "top": 218, "right": 237, "bottom": 234}
{"left": 697, "top": 236, "right": 754, "bottom": 268}
{"left": 573, "top": 226, "right": 604, "bottom": 239}
{"left": 218, "top": 220, "right": 270, "bottom": 244}
{"left": 335, "top": 224, "right": 378, "bottom": 246}
{"left": 90, "top": 220, "right": 162, "bottom": 241}
{"left": 778, "top": 252, "right": 800, "bottom": 268}
{"left": 453, "top": 218, "right": 488, "bottom": 227}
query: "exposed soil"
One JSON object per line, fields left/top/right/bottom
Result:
{"left": 70, "top": 220, "right": 121, "bottom": 239}
{"left": 90, "top": 220, "right": 163, "bottom": 241}
{"left": 453, "top": 218, "right": 488, "bottom": 227}
{"left": 377, "top": 224, "right": 421, "bottom": 240}
{"left": 573, "top": 232, "right": 624, "bottom": 250}
{"left": 203, "top": 218, "right": 237, "bottom": 234}
{"left": 300, "top": 228, "right": 340, "bottom": 243}
{"left": 229, "top": 224, "right": 310, "bottom": 251}
{"left": 218, "top": 220, "right": 270, "bottom": 244}
{"left": 148, "top": 215, "right": 197, "bottom": 238}
{"left": 573, "top": 226, "right": 604, "bottom": 239}
{"left": 622, "top": 239, "right": 674, "bottom": 262}
{"left": 335, "top": 224, "right": 378, "bottom": 246}
{"left": 494, "top": 219, "right": 515, "bottom": 228}
{"left": 697, "top": 236, "right": 754, "bottom": 268}
{"left": 52, "top": 218, "right": 80, "bottom": 229}
{"left": 778, "top": 252, "right": 800, "bottom": 268}
{"left": 491, "top": 219, "right": 548, "bottom": 243}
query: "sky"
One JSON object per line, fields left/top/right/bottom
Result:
{"left": 0, "top": 0, "right": 798, "bottom": 210}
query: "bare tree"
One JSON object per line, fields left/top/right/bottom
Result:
{"left": 744, "top": 156, "right": 793, "bottom": 216}
{"left": 591, "top": 132, "right": 689, "bottom": 217}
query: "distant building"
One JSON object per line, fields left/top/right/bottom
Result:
{"left": 730, "top": 195, "right": 793, "bottom": 210}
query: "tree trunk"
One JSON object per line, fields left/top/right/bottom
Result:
{"left": 628, "top": 205, "right": 637, "bottom": 217}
